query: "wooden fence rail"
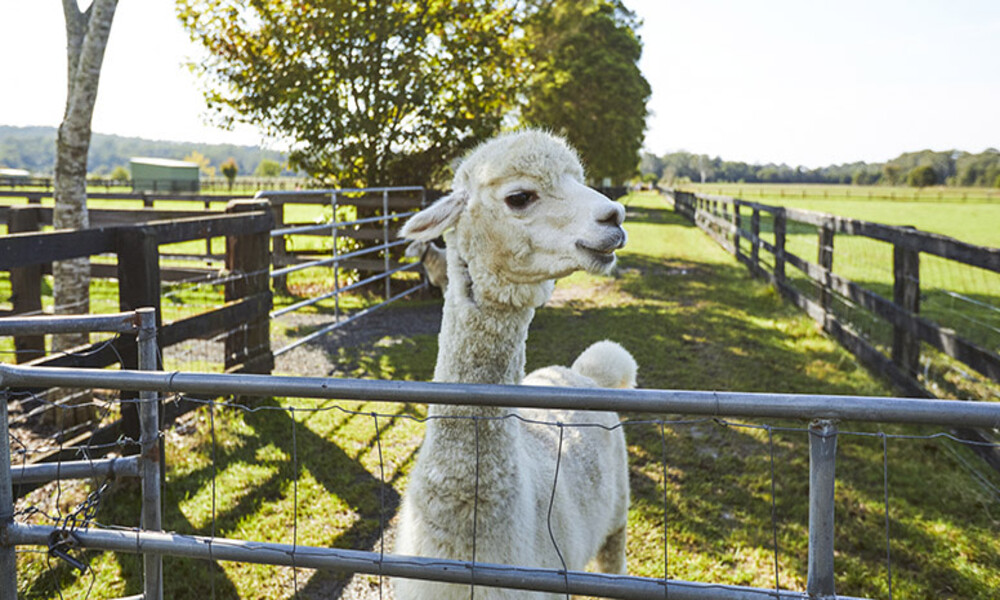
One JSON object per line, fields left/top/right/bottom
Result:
{"left": 1, "top": 201, "right": 274, "bottom": 479}
{"left": 669, "top": 189, "right": 1000, "bottom": 394}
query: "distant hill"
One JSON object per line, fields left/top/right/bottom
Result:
{"left": 0, "top": 125, "right": 288, "bottom": 176}
{"left": 641, "top": 147, "right": 1000, "bottom": 187}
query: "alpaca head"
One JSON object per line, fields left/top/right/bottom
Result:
{"left": 401, "top": 130, "right": 626, "bottom": 305}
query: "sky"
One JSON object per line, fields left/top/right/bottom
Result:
{"left": 1, "top": 1, "right": 998, "bottom": 168}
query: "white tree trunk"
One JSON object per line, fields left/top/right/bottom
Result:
{"left": 53, "top": 0, "right": 118, "bottom": 351}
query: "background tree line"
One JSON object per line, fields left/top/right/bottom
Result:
{"left": 642, "top": 147, "right": 1000, "bottom": 188}
{"left": 0, "top": 125, "right": 289, "bottom": 178}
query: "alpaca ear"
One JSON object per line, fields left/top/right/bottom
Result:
{"left": 400, "top": 191, "right": 467, "bottom": 241}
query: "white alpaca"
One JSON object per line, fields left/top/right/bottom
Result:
{"left": 405, "top": 240, "right": 449, "bottom": 290}
{"left": 524, "top": 340, "right": 638, "bottom": 391}
{"left": 395, "top": 130, "right": 629, "bottom": 600}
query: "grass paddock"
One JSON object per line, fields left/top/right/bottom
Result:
{"left": 10, "top": 192, "right": 1000, "bottom": 599}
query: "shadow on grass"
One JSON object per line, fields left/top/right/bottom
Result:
{"left": 21, "top": 199, "right": 998, "bottom": 598}
{"left": 63, "top": 394, "right": 415, "bottom": 599}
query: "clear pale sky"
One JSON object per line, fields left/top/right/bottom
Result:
{"left": 2, "top": 1, "right": 998, "bottom": 168}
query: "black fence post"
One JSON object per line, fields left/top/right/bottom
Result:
{"left": 818, "top": 223, "right": 835, "bottom": 324}
{"left": 733, "top": 201, "right": 743, "bottom": 261}
{"left": 751, "top": 208, "right": 761, "bottom": 274}
{"left": 116, "top": 226, "right": 162, "bottom": 454}
{"left": 774, "top": 208, "right": 787, "bottom": 284}
{"left": 892, "top": 232, "right": 921, "bottom": 375}
{"left": 8, "top": 206, "right": 45, "bottom": 362}
{"left": 224, "top": 199, "right": 274, "bottom": 382}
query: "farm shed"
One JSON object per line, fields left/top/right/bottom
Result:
{"left": 0, "top": 167, "right": 31, "bottom": 184}
{"left": 130, "top": 157, "right": 200, "bottom": 192}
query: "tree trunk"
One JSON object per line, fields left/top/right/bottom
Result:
{"left": 53, "top": 0, "right": 118, "bottom": 352}
{"left": 47, "top": 0, "right": 118, "bottom": 428}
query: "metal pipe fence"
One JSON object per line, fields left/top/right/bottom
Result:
{"left": 5, "top": 366, "right": 1000, "bottom": 428}
{"left": 1, "top": 309, "right": 162, "bottom": 600}
{"left": 5, "top": 346, "right": 1000, "bottom": 598}
{"left": 255, "top": 187, "right": 428, "bottom": 357}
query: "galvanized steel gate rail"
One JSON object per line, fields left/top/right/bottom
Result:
{"left": 256, "top": 186, "right": 429, "bottom": 357}
{"left": 5, "top": 356, "right": 1000, "bottom": 598}
{"left": 1, "top": 310, "right": 162, "bottom": 600}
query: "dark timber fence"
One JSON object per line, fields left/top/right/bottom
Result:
{"left": 668, "top": 189, "right": 1000, "bottom": 463}
{"left": 258, "top": 187, "right": 429, "bottom": 295}
{"left": 0, "top": 200, "right": 274, "bottom": 481}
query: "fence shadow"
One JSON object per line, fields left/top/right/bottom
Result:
{"left": 71, "top": 394, "right": 409, "bottom": 599}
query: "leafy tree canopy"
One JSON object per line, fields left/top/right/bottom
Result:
{"left": 220, "top": 156, "right": 238, "bottom": 188}
{"left": 642, "top": 148, "right": 1000, "bottom": 188}
{"left": 110, "top": 166, "right": 129, "bottom": 181}
{"left": 908, "top": 164, "right": 937, "bottom": 188}
{"left": 522, "top": 0, "right": 650, "bottom": 183}
{"left": 254, "top": 158, "right": 284, "bottom": 177}
{"left": 220, "top": 157, "right": 238, "bottom": 179}
{"left": 183, "top": 150, "right": 215, "bottom": 177}
{"left": 177, "top": 0, "right": 525, "bottom": 187}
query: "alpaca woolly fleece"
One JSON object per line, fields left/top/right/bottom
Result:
{"left": 394, "top": 129, "right": 629, "bottom": 600}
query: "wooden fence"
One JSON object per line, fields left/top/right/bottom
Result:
{"left": 1, "top": 187, "right": 425, "bottom": 299}
{"left": 1, "top": 199, "right": 273, "bottom": 369}
{"left": 1, "top": 200, "right": 274, "bottom": 481}
{"left": 670, "top": 189, "right": 1000, "bottom": 467}
{"left": 669, "top": 189, "right": 1000, "bottom": 395}
{"left": 259, "top": 187, "right": 431, "bottom": 294}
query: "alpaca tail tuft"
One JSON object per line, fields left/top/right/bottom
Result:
{"left": 571, "top": 340, "right": 638, "bottom": 389}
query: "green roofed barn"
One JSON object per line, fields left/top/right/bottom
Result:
{"left": 129, "top": 157, "right": 200, "bottom": 192}
{"left": 0, "top": 167, "right": 31, "bottom": 185}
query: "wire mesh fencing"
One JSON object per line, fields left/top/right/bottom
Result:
{"left": 4, "top": 328, "right": 1000, "bottom": 599}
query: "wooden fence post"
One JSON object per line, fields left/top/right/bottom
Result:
{"left": 774, "top": 208, "right": 787, "bottom": 284}
{"left": 892, "top": 234, "right": 921, "bottom": 375}
{"left": 8, "top": 206, "right": 44, "bottom": 362}
{"left": 751, "top": 208, "right": 761, "bottom": 274}
{"left": 733, "top": 201, "right": 742, "bottom": 261}
{"left": 116, "top": 226, "right": 162, "bottom": 453}
{"left": 203, "top": 197, "right": 214, "bottom": 259}
{"left": 818, "top": 223, "right": 835, "bottom": 322}
{"left": 269, "top": 198, "right": 289, "bottom": 294}
{"left": 224, "top": 199, "right": 274, "bottom": 380}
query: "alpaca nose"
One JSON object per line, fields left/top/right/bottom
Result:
{"left": 597, "top": 202, "right": 625, "bottom": 228}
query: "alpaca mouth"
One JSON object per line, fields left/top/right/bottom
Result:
{"left": 576, "top": 240, "right": 618, "bottom": 265}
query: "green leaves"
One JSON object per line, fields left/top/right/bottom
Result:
{"left": 521, "top": 0, "right": 651, "bottom": 184}
{"left": 178, "top": 0, "right": 525, "bottom": 187}
{"left": 177, "top": 0, "right": 651, "bottom": 187}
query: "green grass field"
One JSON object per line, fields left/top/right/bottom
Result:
{"left": 677, "top": 184, "right": 1000, "bottom": 362}
{"left": 13, "top": 192, "right": 1000, "bottom": 599}
{"left": 686, "top": 183, "right": 1000, "bottom": 247}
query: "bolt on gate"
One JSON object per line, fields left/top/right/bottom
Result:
{"left": 4, "top": 309, "right": 1000, "bottom": 599}
{"left": 1, "top": 309, "right": 162, "bottom": 600}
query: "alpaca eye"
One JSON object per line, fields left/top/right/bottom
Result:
{"left": 504, "top": 190, "right": 538, "bottom": 210}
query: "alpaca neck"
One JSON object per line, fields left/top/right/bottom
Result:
{"left": 432, "top": 274, "right": 534, "bottom": 387}
{"left": 418, "top": 251, "right": 539, "bottom": 522}
{"left": 433, "top": 295, "right": 534, "bottom": 387}
{"left": 430, "top": 248, "right": 547, "bottom": 413}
